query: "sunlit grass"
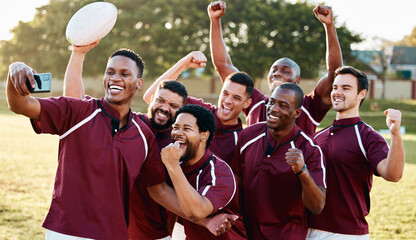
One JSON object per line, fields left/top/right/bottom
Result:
{"left": 0, "top": 107, "right": 415, "bottom": 239}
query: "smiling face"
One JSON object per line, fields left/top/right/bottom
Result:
{"left": 148, "top": 88, "right": 184, "bottom": 130}
{"left": 171, "top": 113, "right": 208, "bottom": 164}
{"left": 267, "top": 58, "right": 300, "bottom": 90}
{"left": 266, "top": 87, "right": 301, "bottom": 132}
{"left": 216, "top": 80, "right": 252, "bottom": 125}
{"left": 103, "top": 55, "right": 142, "bottom": 106}
{"left": 331, "top": 73, "right": 366, "bottom": 119}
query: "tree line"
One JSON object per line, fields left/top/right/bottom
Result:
{"left": 0, "top": 0, "right": 362, "bottom": 81}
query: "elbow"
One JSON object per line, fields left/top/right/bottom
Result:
{"left": 385, "top": 173, "right": 403, "bottom": 183}
{"left": 309, "top": 200, "right": 325, "bottom": 215}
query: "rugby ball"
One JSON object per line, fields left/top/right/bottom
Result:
{"left": 66, "top": 2, "right": 117, "bottom": 46}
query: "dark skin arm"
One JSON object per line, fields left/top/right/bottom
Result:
{"left": 286, "top": 148, "right": 326, "bottom": 214}
{"left": 208, "top": 1, "right": 239, "bottom": 83}
{"left": 313, "top": 5, "right": 343, "bottom": 107}
{"left": 147, "top": 182, "right": 237, "bottom": 236}
{"left": 6, "top": 62, "right": 41, "bottom": 120}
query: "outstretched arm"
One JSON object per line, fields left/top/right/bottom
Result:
{"left": 143, "top": 51, "right": 207, "bottom": 104}
{"left": 313, "top": 5, "right": 342, "bottom": 107}
{"left": 63, "top": 41, "right": 99, "bottom": 99}
{"left": 286, "top": 148, "right": 326, "bottom": 214}
{"left": 377, "top": 109, "right": 405, "bottom": 182}
{"left": 6, "top": 62, "right": 41, "bottom": 120}
{"left": 208, "top": 1, "right": 239, "bottom": 82}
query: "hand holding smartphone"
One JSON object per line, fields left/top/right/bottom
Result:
{"left": 26, "top": 73, "right": 52, "bottom": 93}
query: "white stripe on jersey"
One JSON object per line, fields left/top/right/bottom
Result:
{"left": 201, "top": 160, "right": 216, "bottom": 196}
{"left": 313, "top": 126, "right": 331, "bottom": 139}
{"left": 300, "top": 131, "right": 327, "bottom": 189}
{"left": 240, "top": 133, "right": 265, "bottom": 154}
{"left": 196, "top": 169, "right": 203, "bottom": 191}
{"left": 233, "top": 131, "right": 238, "bottom": 146}
{"left": 60, "top": 109, "right": 102, "bottom": 140}
{"left": 354, "top": 125, "right": 367, "bottom": 161}
{"left": 246, "top": 100, "right": 266, "bottom": 120}
{"left": 301, "top": 106, "right": 320, "bottom": 126}
{"left": 132, "top": 119, "right": 149, "bottom": 160}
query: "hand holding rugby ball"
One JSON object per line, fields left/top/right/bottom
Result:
{"left": 66, "top": 2, "right": 117, "bottom": 46}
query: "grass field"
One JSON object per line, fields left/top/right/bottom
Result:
{"left": 0, "top": 100, "right": 415, "bottom": 239}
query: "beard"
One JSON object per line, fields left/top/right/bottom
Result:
{"left": 180, "top": 140, "right": 199, "bottom": 163}
{"left": 148, "top": 107, "right": 173, "bottom": 130}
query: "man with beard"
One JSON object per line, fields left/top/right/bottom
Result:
{"left": 208, "top": 2, "right": 342, "bottom": 135}
{"left": 232, "top": 83, "right": 326, "bottom": 239}
{"left": 144, "top": 64, "right": 254, "bottom": 166}
{"left": 307, "top": 66, "right": 405, "bottom": 239}
{"left": 59, "top": 44, "right": 232, "bottom": 239}
{"left": 161, "top": 104, "right": 247, "bottom": 240}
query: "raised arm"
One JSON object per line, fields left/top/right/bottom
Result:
{"left": 143, "top": 51, "right": 207, "bottom": 104}
{"left": 286, "top": 148, "right": 326, "bottom": 214}
{"left": 313, "top": 5, "right": 342, "bottom": 107}
{"left": 376, "top": 109, "right": 405, "bottom": 182}
{"left": 208, "top": 1, "right": 239, "bottom": 82}
{"left": 6, "top": 62, "right": 41, "bottom": 120}
{"left": 63, "top": 41, "right": 99, "bottom": 99}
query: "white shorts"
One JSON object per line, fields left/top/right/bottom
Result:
{"left": 306, "top": 228, "right": 370, "bottom": 240}
{"left": 45, "top": 230, "right": 94, "bottom": 240}
{"left": 171, "top": 222, "right": 186, "bottom": 240}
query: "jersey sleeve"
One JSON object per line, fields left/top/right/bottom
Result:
{"left": 138, "top": 132, "right": 166, "bottom": 187}
{"left": 198, "top": 160, "right": 236, "bottom": 213}
{"left": 303, "top": 88, "right": 331, "bottom": 124}
{"left": 30, "top": 97, "right": 91, "bottom": 135}
{"left": 364, "top": 130, "right": 389, "bottom": 175}
{"left": 185, "top": 96, "right": 217, "bottom": 112}
{"left": 303, "top": 138, "right": 326, "bottom": 188}
{"left": 243, "top": 87, "right": 268, "bottom": 126}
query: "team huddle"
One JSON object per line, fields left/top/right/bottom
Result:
{"left": 6, "top": 1, "right": 405, "bottom": 240}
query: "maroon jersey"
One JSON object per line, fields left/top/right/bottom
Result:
{"left": 186, "top": 97, "right": 242, "bottom": 164}
{"left": 177, "top": 150, "right": 247, "bottom": 240}
{"left": 232, "top": 122, "right": 326, "bottom": 240}
{"left": 310, "top": 117, "right": 389, "bottom": 235}
{"left": 243, "top": 87, "right": 330, "bottom": 136}
{"left": 31, "top": 97, "right": 165, "bottom": 240}
{"left": 128, "top": 113, "right": 172, "bottom": 240}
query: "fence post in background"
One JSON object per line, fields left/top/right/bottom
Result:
{"left": 412, "top": 80, "right": 416, "bottom": 100}
{"left": 210, "top": 77, "right": 216, "bottom": 94}
{"left": 369, "top": 79, "right": 375, "bottom": 99}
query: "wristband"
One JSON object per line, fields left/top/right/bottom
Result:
{"left": 296, "top": 164, "right": 307, "bottom": 175}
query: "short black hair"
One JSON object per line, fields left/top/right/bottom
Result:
{"left": 226, "top": 72, "right": 254, "bottom": 98}
{"left": 174, "top": 104, "right": 216, "bottom": 149}
{"left": 159, "top": 80, "right": 188, "bottom": 104}
{"left": 335, "top": 66, "right": 368, "bottom": 105}
{"left": 277, "top": 83, "right": 304, "bottom": 109}
{"left": 110, "top": 48, "right": 145, "bottom": 78}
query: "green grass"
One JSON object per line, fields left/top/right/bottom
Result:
{"left": 0, "top": 100, "right": 415, "bottom": 239}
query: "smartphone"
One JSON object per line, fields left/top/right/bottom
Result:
{"left": 26, "top": 73, "right": 52, "bottom": 93}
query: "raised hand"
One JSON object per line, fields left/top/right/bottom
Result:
{"left": 8, "top": 62, "right": 37, "bottom": 96}
{"left": 182, "top": 51, "right": 207, "bottom": 69}
{"left": 208, "top": 1, "right": 227, "bottom": 20}
{"left": 72, "top": 40, "right": 99, "bottom": 55}
{"left": 385, "top": 108, "right": 402, "bottom": 135}
{"left": 313, "top": 5, "right": 334, "bottom": 25}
